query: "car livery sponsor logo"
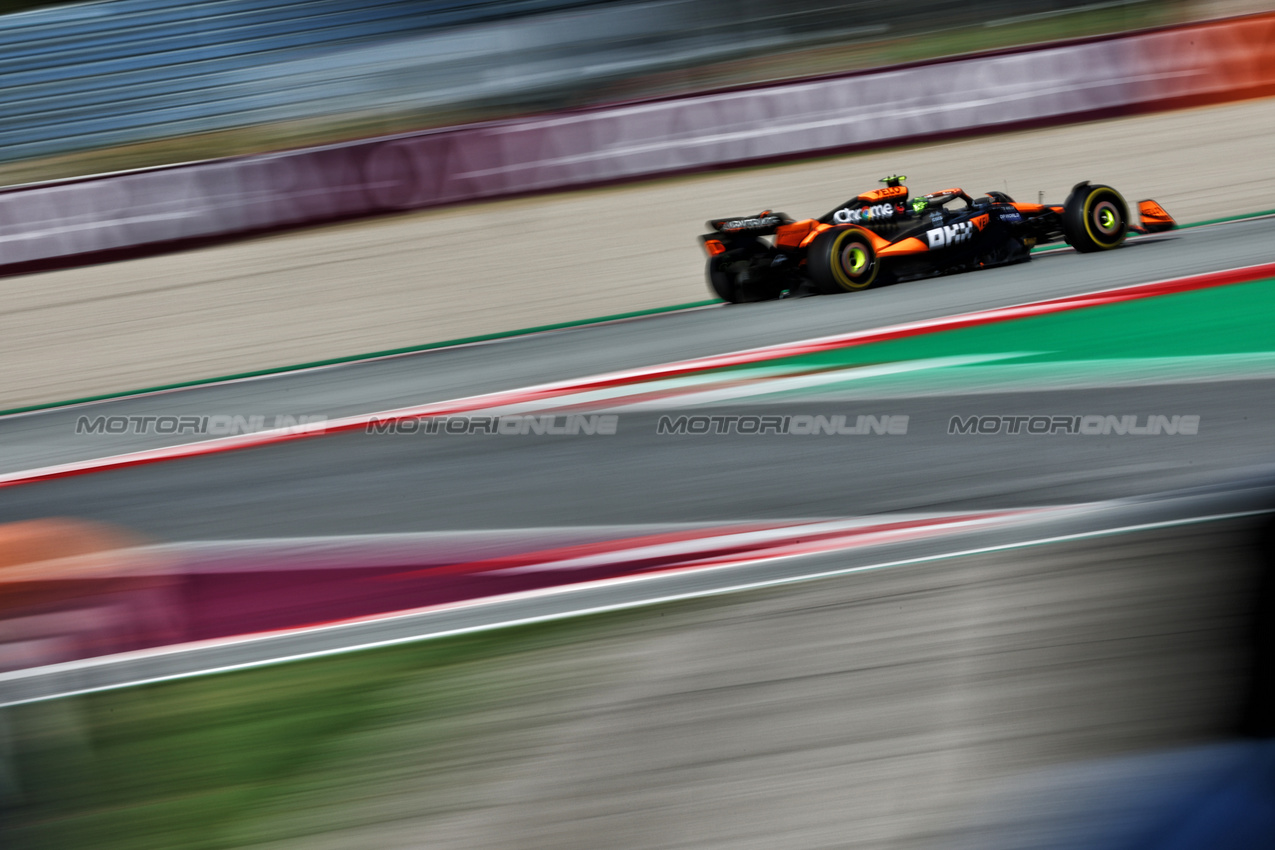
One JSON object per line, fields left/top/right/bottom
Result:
{"left": 926, "top": 214, "right": 989, "bottom": 249}
{"left": 999, "top": 210, "right": 1023, "bottom": 223}
{"left": 833, "top": 203, "right": 895, "bottom": 224}
{"left": 719, "top": 214, "right": 784, "bottom": 232}
{"left": 858, "top": 185, "right": 908, "bottom": 202}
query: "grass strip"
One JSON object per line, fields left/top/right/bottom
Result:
{"left": 4, "top": 609, "right": 651, "bottom": 850}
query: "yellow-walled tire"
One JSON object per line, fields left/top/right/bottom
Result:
{"left": 1063, "top": 183, "right": 1128, "bottom": 253}
{"left": 807, "top": 226, "right": 881, "bottom": 293}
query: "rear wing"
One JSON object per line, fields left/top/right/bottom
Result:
{"left": 705, "top": 211, "right": 792, "bottom": 236}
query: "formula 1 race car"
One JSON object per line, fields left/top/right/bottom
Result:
{"left": 699, "top": 176, "right": 1176, "bottom": 302}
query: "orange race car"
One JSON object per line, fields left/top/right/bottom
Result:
{"left": 699, "top": 176, "right": 1176, "bottom": 302}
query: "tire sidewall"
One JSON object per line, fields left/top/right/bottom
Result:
{"left": 810, "top": 226, "right": 880, "bottom": 293}
{"left": 705, "top": 238, "right": 771, "bottom": 303}
{"left": 1064, "top": 184, "right": 1128, "bottom": 252}
{"left": 706, "top": 256, "right": 741, "bottom": 303}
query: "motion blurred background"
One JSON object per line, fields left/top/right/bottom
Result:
{"left": 0, "top": 0, "right": 1266, "bottom": 184}
{"left": 3, "top": 1, "right": 1275, "bottom": 848}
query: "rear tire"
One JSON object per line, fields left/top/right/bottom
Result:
{"left": 1063, "top": 183, "right": 1128, "bottom": 253}
{"left": 807, "top": 226, "right": 883, "bottom": 293}
{"left": 706, "top": 256, "right": 743, "bottom": 302}
{"left": 705, "top": 239, "right": 774, "bottom": 303}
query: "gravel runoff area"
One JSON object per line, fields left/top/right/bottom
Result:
{"left": 4, "top": 98, "right": 1275, "bottom": 411}
{"left": 223, "top": 522, "right": 1262, "bottom": 850}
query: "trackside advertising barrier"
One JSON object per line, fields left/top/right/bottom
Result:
{"left": 1, "top": 12, "right": 1273, "bottom": 273}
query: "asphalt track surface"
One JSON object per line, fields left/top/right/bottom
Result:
{"left": 1, "top": 218, "right": 1273, "bottom": 541}
{"left": 2, "top": 218, "right": 1272, "bottom": 474}
{"left": 9, "top": 98, "right": 1275, "bottom": 412}
{"left": 5, "top": 207, "right": 1275, "bottom": 847}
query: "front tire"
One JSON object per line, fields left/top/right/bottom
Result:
{"left": 807, "top": 226, "right": 883, "bottom": 293}
{"left": 1063, "top": 183, "right": 1128, "bottom": 253}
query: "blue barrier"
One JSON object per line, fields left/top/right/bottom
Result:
{"left": 0, "top": 0, "right": 604, "bottom": 160}
{"left": 0, "top": 0, "right": 1155, "bottom": 164}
